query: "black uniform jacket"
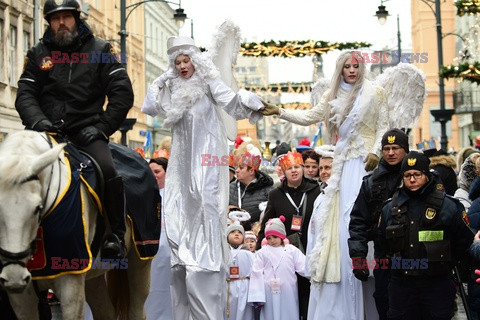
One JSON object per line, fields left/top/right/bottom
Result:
{"left": 15, "top": 20, "right": 133, "bottom": 137}
{"left": 378, "top": 176, "right": 474, "bottom": 278}
{"left": 349, "top": 158, "right": 402, "bottom": 259}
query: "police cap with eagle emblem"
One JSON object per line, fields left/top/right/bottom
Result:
{"left": 401, "top": 151, "right": 431, "bottom": 177}
{"left": 381, "top": 128, "right": 409, "bottom": 153}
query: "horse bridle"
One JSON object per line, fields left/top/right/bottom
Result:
{"left": 0, "top": 134, "right": 61, "bottom": 268}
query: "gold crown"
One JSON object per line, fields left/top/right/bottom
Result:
{"left": 407, "top": 158, "right": 417, "bottom": 166}
{"left": 387, "top": 135, "right": 396, "bottom": 144}
{"left": 279, "top": 151, "right": 304, "bottom": 171}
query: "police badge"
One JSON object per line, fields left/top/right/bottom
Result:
{"left": 425, "top": 208, "right": 436, "bottom": 220}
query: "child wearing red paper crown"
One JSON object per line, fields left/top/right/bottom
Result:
{"left": 257, "top": 151, "right": 320, "bottom": 319}
{"left": 248, "top": 216, "right": 307, "bottom": 320}
{"left": 225, "top": 210, "right": 254, "bottom": 320}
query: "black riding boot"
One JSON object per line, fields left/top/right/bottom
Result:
{"left": 101, "top": 176, "right": 127, "bottom": 259}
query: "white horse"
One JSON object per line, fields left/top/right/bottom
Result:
{"left": 0, "top": 130, "right": 152, "bottom": 320}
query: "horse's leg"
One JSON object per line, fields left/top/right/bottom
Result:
{"left": 7, "top": 283, "right": 39, "bottom": 320}
{"left": 85, "top": 274, "right": 116, "bottom": 320}
{"left": 52, "top": 274, "right": 86, "bottom": 320}
{"left": 126, "top": 248, "right": 152, "bottom": 320}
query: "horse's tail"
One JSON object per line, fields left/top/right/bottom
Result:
{"left": 107, "top": 268, "right": 129, "bottom": 320}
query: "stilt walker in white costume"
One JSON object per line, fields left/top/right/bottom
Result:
{"left": 261, "top": 51, "right": 426, "bottom": 319}
{"left": 142, "top": 21, "right": 267, "bottom": 320}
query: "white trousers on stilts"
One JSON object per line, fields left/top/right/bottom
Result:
{"left": 171, "top": 265, "right": 226, "bottom": 320}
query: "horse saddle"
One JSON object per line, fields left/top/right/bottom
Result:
{"left": 28, "top": 136, "right": 161, "bottom": 279}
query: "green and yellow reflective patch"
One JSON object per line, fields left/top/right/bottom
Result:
{"left": 418, "top": 230, "right": 444, "bottom": 242}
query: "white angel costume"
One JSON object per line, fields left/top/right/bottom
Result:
{"left": 225, "top": 246, "right": 255, "bottom": 320}
{"left": 280, "top": 78, "right": 388, "bottom": 319}
{"left": 142, "top": 23, "right": 263, "bottom": 320}
{"left": 248, "top": 244, "right": 306, "bottom": 320}
{"left": 283, "top": 61, "right": 425, "bottom": 319}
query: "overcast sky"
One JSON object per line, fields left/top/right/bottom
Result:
{"left": 177, "top": 0, "right": 413, "bottom": 84}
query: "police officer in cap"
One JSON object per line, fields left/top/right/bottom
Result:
{"left": 378, "top": 151, "right": 473, "bottom": 320}
{"left": 348, "top": 128, "right": 409, "bottom": 319}
{"left": 15, "top": 0, "right": 133, "bottom": 259}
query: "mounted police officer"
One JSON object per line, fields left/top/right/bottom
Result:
{"left": 378, "top": 151, "right": 473, "bottom": 320}
{"left": 15, "top": 0, "right": 133, "bottom": 259}
{"left": 348, "top": 128, "right": 409, "bottom": 319}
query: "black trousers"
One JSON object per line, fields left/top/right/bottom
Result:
{"left": 78, "top": 139, "right": 117, "bottom": 181}
{"left": 387, "top": 276, "right": 456, "bottom": 320}
{"left": 373, "top": 268, "right": 390, "bottom": 320}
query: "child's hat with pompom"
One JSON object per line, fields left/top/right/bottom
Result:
{"left": 265, "top": 215, "right": 287, "bottom": 240}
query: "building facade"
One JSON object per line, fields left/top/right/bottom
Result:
{"left": 0, "top": 0, "right": 35, "bottom": 142}
{"left": 411, "top": 0, "right": 460, "bottom": 151}
{"left": 144, "top": 1, "right": 178, "bottom": 153}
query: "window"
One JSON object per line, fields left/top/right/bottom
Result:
{"left": 10, "top": 25, "right": 17, "bottom": 86}
{"left": 23, "top": 31, "right": 30, "bottom": 56}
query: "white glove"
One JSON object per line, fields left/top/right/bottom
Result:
{"left": 154, "top": 69, "right": 177, "bottom": 88}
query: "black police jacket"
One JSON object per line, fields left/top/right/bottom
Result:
{"left": 15, "top": 20, "right": 133, "bottom": 137}
{"left": 378, "top": 176, "right": 474, "bottom": 278}
{"left": 348, "top": 158, "right": 402, "bottom": 259}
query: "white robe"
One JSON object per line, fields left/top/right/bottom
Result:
{"left": 225, "top": 246, "right": 254, "bottom": 320}
{"left": 248, "top": 244, "right": 306, "bottom": 320}
{"left": 281, "top": 80, "right": 388, "bottom": 319}
{"left": 142, "top": 74, "right": 263, "bottom": 319}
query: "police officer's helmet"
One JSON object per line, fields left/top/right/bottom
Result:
{"left": 44, "top": 0, "right": 81, "bottom": 20}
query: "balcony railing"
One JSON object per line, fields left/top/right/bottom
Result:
{"left": 454, "top": 88, "right": 480, "bottom": 114}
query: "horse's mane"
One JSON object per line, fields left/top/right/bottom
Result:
{"left": 0, "top": 131, "right": 49, "bottom": 185}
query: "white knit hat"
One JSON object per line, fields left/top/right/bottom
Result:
{"left": 244, "top": 231, "right": 257, "bottom": 241}
{"left": 227, "top": 221, "right": 244, "bottom": 236}
{"left": 265, "top": 215, "right": 286, "bottom": 239}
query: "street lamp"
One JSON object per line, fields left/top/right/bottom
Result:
{"left": 375, "top": 1, "right": 389, "bottom": 25}
{"left": 119, "top": 0, "right": 187, "bottom": 66}
{"left": 375, "top": 1, "right": 401, "bottom": 66}
{"left": 420, "top": 0, "right": 454, "bottom": 151}
{"left": 377, "top": 0, "right": 452, "bottom": 150}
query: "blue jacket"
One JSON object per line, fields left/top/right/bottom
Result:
{"left": 468, "top": 177, "right": 480, "bottom": 231}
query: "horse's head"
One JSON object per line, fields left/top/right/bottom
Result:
{"left": 0, "top": 131, "right": 65, "bottom": 292}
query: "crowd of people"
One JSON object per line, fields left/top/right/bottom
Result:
{"left": 141, "top": 40, "right": 477, "bottom": 319}
{"left": 4, "top": 1, "right": 480, "bottom": 319}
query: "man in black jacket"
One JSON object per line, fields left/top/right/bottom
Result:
{"left": 15, "top": 0, "right": 133, "bottom": 259}
{"left": 377, "top": 151, "right": 473, "bottom": 319}
{"left": 348, "top": 128, "right": 409, "bottom": 319}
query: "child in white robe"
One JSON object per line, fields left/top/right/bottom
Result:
{"left": 226, "top": 221, "right": 255, "bottom": 320}
{"left": 243, "top": 231, "right": 257, "bottom": 253}
{"left": 248, "top": 216, "right": 306, "bottom": 320}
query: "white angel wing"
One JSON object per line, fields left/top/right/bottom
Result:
{"left": 374, "top": 63, "right": 427, "bottom": 129}
{"left": 209, "top": 20, "right": 242, "bottom": 141}
{"left": 310, "top": 77, "right": 330, "bottom": 107}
